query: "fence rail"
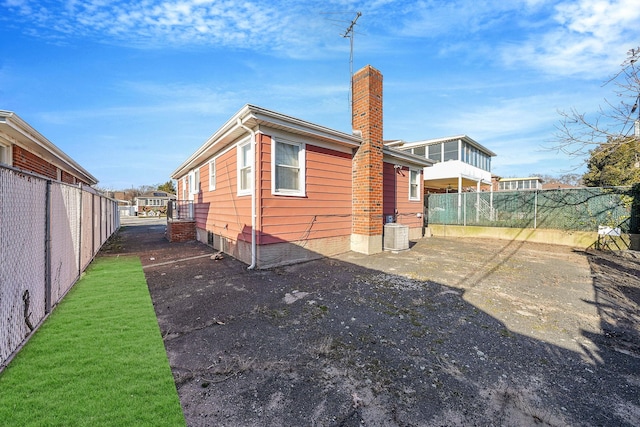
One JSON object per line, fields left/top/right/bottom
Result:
{"left": 167, "top": 200, "right": 194, "bottom": 220}
{"left": 0, "top": 165, "right": 118, "bottom": 369}
{"left": 427, "top": 187, "right": 633, "bottom": 233}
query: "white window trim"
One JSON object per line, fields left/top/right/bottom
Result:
{"left": 0, "top": 140, "right": 12, "bottom": 166}
{"left": 188, "top": 169, "right": 200, "bottom": 199}
{"left": 271, "top": 138, "right": 306, "bottom": 197}
{"left": 409, "top": 169, "right": 420, "bottom": 201}
{"left": 182, "top": 176, "right": 188, "bottom": 200}
{"left": 237, "top": 138, "right": 252, "bottom": 196}
{"left": 208, "top": 158, "right": 216, "bottom": 191}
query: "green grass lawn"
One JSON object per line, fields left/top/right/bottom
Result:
{"left": 0, "top": 256, "right": 185, "bottom": 427}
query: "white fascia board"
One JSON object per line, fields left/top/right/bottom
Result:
{"left": 384, "top": 139, "right": 406, "bottom": 147}
{"left": 383, "top": 147, "right": 434, "bottom": 168}
{"left": 247, "top": 105, "right": 361, "bottom": 148}
{"left": 405, "top": 134, "right": 497, "bottom": 157}
{"left": 171, "top": 104, "right": 362, "bottom": 179}
{"left": 171, "top": 104, "right": 253, "bottom": 179}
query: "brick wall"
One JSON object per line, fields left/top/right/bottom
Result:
{"left": 167, "top": 220, "right": 196, "bottom": 242}
{"left": 12, "top": 145, "right": 89, "bottom": 185}
{"left": 12, "top": 145, "right": 58, "bottom": 180}
{"left": 352, "top": 65, "right": 384, "bottom": 237}
{"left": 60, "top": 170, "right": 76, "bottom": 184}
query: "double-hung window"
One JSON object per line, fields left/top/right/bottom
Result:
{"left": 409, "top": 169, "right": 420, "bottom": 200}
{"left": 182, "top": 176, "right": 188, "bottom": 199}
{"left": 272, "top": 139, "right": 305, "bottom": 196}
{"left": 238, "top": 140, "right": 252, "bottom": 196}
{"left": 209, "top": 159, "right": 216, "bottom": 191}
{"left": 189, "top": 168, "right": 199, "bottom": 199}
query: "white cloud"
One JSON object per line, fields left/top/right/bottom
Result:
{"left": 426, "top": 94, "right": 562, "bottom": 141}
{"left": 3, "top": 0, "right": 298, "bottom": 49}
{"left": 502, "top": 0, "right": 640, "bottom": 78}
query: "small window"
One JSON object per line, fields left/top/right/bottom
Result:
{"left": 428, "top": 144, "right": 441, "bottom": 163}
{"left": 238, "top": 140, "right": 252, "bottom": 195}
{"left": 412, "top": 146, "right": 425, "bottom": 157}
{"left": 0, "top": 142, "right": 11, "bottom": 166}
{"left": 443, "top": 141, "right": 458, "bottom": 161}
{"left": 189, "top": 169, "right": 200, "bottom": 195}
{"left": 409, "top": 169, "right": 420, "bottom": 200}
{"left": 273, "top": 139, "right": 305, "bottom": 196}
{"left": 209, "top": 159, "right": 216, "bottom": 191}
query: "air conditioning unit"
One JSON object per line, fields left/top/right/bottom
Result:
{"left": 384, "top": 223, "right": 409, "bottom": 251}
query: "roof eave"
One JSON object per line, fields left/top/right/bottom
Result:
{"left": 383, "top": 147, "right": 434, "bottom": 167}
{"left": 0, "top": 110, "right": 98, "bottom": 185}
{"left": 170, "top": 105, "right": 253, "bottom": 179}
{"left": 404, "top": 134, "right": 497, "bottom": 157}
{"left": 247, "top": 105, "right": 361, "bottom": 148}
{"left": 171, "top": 104, "right": 362, "bottom": 179}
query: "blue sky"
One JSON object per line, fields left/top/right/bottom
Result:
{"left": 1, "top": 0, "right": 638, "bottom": 190}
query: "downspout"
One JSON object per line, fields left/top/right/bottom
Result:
{"left": 238, "top": 118, "right": 257, "bottom": 269}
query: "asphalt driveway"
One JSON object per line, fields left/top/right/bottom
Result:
{"left": 104, "top": 219, "right": 640, "bottom": 426}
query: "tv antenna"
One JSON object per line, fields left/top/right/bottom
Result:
{"left": 342, "top": 12, "right": 362, "bottom": 86}
{"left": 321, "top": 11, "right": 363, "bottom": 108}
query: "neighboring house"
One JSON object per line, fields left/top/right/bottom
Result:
{"left": 135, "top": 191, "right": 176, "bottom": 216}
{"left": 101, "top": 190, "right": 136, "bottom": 216}
{"left": 386, "top": 135, "right": 496, "bottom": 193}
{"left": 496, "top": 177, "right": 544, "bottom": 191}
{"left": 484, "top": 176, "right": 577, "bottom": 192}
{"left": 0, "top": 110, "right": 97, "bottom": 186}
{"left": 171, "top": 65, "right": 432, "bottom": 268}
{"left": 541, "top": 181, "right": 576, "bottom": 190}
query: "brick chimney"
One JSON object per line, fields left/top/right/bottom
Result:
{"left": 351, "top": 65, "right": 384, "bottom": 254}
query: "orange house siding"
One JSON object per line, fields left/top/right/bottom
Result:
{"left": 258, "top": 135, "right": 353, "bottom": 245}
{"left": 186, "top": 132, "right": 354, "bottom": 252}
{"left": 197, "top": 144, "right": 252, "bottom": 244}
{"left": 383, "top": 163, "right": 423, "bottom": 229}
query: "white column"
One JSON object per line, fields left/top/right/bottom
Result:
{"left": 457, "top": 174, "right": 462, "bottom": 223}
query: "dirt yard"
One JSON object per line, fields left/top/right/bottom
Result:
{"left": 104, "top": 220, "right": 640, "bottom": 426}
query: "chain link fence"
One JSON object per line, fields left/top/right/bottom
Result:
{"left": 427, "top": 186, "right": 633, "bottom": 232}
{"left": 1, "top": 165, "right": 119, "bottom": 369}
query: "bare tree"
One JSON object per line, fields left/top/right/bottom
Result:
{"left": 554, "top": 47, "right": 640, "bottom": 158}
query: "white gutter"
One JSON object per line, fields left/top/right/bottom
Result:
{"left": 238, "top": 117, "right": 257, "bottom": 270}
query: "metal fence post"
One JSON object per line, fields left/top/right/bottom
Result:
{"left": 92, "top": 194, "right": 95, "bottom": 255}
{"left": 44, "top": 180, "right": 52, "bottom": 314}
{"left": 78, "top": 185, "right": 83, "bottom": 277}
{"left": 463, "top": 192, "right": 467, "bottom": 226}
{"left": 534, "top": 190, "right": 538, "bottom": 229}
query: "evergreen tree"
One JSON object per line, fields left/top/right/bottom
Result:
{"left": 582, "top": 137, "right": 640, "bottom": 186}
{"left": 157, "top": 180, "right": 176, "bottom": 194}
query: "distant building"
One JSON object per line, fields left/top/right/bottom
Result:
{"left": 387, "top": 135, "right": 496, "bottom": 193}
{"left": 496, "top": 177, "right": 544, "bottom": 191}
{"left": 135, "top": 191, "right": 176, "bottom": 216}
{"left": 541, "top": 181, "right": 577, "bottom": 190}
